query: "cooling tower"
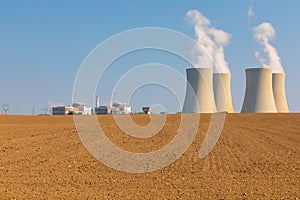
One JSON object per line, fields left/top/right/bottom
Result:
{"left": 213, "top": 73, "right": 235, "bottom": 113}
{"left": 182, "top": 68, "right": 216, "bottom": 113}
{"left": 272, "top": 73, "right": 289, "bottom": 113}
{"left": 241, "top": 68, "right": 277, "bottom": 113}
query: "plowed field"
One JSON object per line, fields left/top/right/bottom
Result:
{"left": 0, "top": 114, "right": 299, "bottom": 199}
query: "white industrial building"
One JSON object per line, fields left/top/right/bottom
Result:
{"left": 94, "top": 96, "right": 131, "bottom": 115}
{"left": 110, "top": 102, "right": 131, "bottom": 114}
{"left": 52, "top": 102, "right": 92, "bottom": 115}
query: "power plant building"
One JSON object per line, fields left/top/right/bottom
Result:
{"left": 142, "top": 107, "right": 151, "bottom": 114}
{"left": 95, "top": 106, "right": 108, "bottom": 115}
{"left": 52, "top": 106, "right": 80, "bottom": 115}
{"left": 110, "top": 102, "right": 131, "bottom": 114}
{"left": 52, "top": 103, "right": 92, "bottom": 115}
{"left": 94, "top": 96, "right": 131, "bottom": 115}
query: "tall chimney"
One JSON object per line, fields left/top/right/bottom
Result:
{"left": 241, "top": 68, "right": 277, "bottom": 113}
{"left": 96, "top": 96, "right": 100, "bottom": 108}
{"left": 183, "top": 68, "right": 216, "bottom": 113}
{"left": 272, "top": 73, "right": 289, "bottom": 113}
{"left": 213, "top": 73, "right": 235, "bottom": 113}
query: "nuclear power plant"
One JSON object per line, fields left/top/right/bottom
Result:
{"left": 182, "top": 68, "right": 216, "bottom": 113}
{"left": 213, "top": 73, "right": 235, "bottom": 113}
{"left": 54, "top": 67, "right": 290, "bottom": 115}
{"left": 272, "top": 73, "right": 289, "bottom": 113}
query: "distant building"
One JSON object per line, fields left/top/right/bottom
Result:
{"left": 95, "top": 106, "right": 108, "bottom": 115}
{"left": 110, "top": 102, "right": 131, "bottom": 114}
{"left": 73, "top": 102, "right": 92, "bottom": 115}
{"left": 52, "top": 102, "right": 92, "bottom": 115}
{"left": 94, "top": 95, "right": 131, "bottom": 115}
{"left": 142, "top": 107, "right": 151, "bottom": 114}
{"left": 52, "top": 106, "right": 68, "bottom": 115}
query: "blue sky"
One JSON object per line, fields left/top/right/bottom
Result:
{"left": 0, "top": 0, "right": 299, "bottom": 114}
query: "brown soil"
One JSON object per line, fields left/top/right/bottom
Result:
{"left": 0, "top": 114, "right": 299, "bottom": 199}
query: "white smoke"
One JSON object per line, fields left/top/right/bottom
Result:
{"left": 253, "top": 22, "right": 284, "bottom": 73}
{"left": 248, "top": 5, "right": 254, "bottom": 19}
{"left": 48, "top": 100, "right": 64, "bottom": 108}
{"left": 247, "top": 3, "right": 254, "bottom": 28}
{"left": 186, "top": 10, "right": 231, "bottom": 73}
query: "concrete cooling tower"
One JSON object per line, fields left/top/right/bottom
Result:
{"left": 213, "top": 73, "right": 235, "bottom": 113}
{"left": 272, "top": 73, "right": 289, "bottom": 113}
{"left": 182, "top": 68, "right": 216, "bottom": 113}
{"left": 241, "top": 68, "right": 277, "bottom": 113}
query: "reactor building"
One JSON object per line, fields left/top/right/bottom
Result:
{"left": 94, "top": 96, "right": 131, "bottom": 115}
{"left": 52, "top": 102, "right": 92, "bottom": 115}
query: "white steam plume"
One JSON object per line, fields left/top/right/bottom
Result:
{"left": 248, "top": 4, "right": 254, "bottom": 20}
{"left": 247, "top": 3, "right": 254, "bottom": 28}
{"left": 48, "top": 100, "right": 64, "bottom": 108}
{"left": 186, "top": 10, "right": 231, "bottom": 73}
{"left": 253, "top": 22, "right": 284, "bottom": 73}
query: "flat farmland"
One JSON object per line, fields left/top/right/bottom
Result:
{"left": 0, "top": 114, "right": 299, "bottom": 199}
